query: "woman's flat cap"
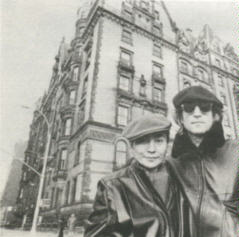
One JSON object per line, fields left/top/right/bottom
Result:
{"left": 122, "top": 114, "right": 171, "bottom": 141}
{"left": 173, "top": 86, "right": 223, "bottom": 108}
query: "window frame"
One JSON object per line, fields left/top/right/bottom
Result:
{"left": 153, "top": 81, "right": 164, "bottom": 102}
{"left": 69, "top": 89, "right": 76, "bottom": 105}
{"left": 119, "top": 73, "right": 131, "bottom": 91}
{"left": 117, "top": 105, "right": 130, "bottom": 126}
{"left": 72, "top": 67, "right": 79, "bottom": 81}
{"left": 63, "top": 117, "right": 72, "bottom": 136}
{"left": 115, "top": 140, "right": 128, "bottom": 169}
{"left": 59, "top": 148, "right": 68, "bottom": 170}
{"left": 82, "top": 75, "right": 88, "bottom": 98}
{"left": 152, "top": 63, "right": 163, "bottom": 77}
{"left": 153, "top": 43, "right": 162, "bottom": 58}
{"left": 122, "top": 29, "right": 133, "bottom": 45}
{"left": 120, "top": 49, "right": 133, "bottom": 67}
{"left": 74, "top": 141, "right": 81, "bottom": 166}
{"left": 71, "top": 177, "right": 77, "bottom": 204}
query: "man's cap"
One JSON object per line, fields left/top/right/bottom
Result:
{"left": 122, "top": 114, "right": 171, "bottom": 141}
{"left": 173, "top": 86, "right": 223, "bottom": 108}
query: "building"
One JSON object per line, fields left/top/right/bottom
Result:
{"left": 1, "top": 141, "right": 26, "bottom": 227}
{"left": 16, "top": 0, "right": 239, "bottom": 229}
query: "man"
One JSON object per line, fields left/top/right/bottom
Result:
{"left": 84, "top": 115, "right": 180, "bottom": 237}
{"left": 169, "top": 86, "right": 239, "bottom": 237}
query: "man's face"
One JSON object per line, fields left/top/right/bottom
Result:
{"left": 180, "top": 101, "right": 215, "bottom": 135}
{"left": 131, "top": 133, "right": 168, "bottom": 169}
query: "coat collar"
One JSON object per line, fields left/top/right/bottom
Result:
{"left": 172, "top": 121, "right": 225, "bottom": 158}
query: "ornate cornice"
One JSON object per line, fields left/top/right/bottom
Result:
{"left": 83, "top": 5, "right": 178, "bottom": 53}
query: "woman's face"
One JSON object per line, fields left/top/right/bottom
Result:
{"left": 131, "top": 133, "right": 168, "bottom": 169}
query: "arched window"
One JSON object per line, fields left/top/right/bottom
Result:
{"left": 115, "top": 141, "right": 127, "bottom": 169}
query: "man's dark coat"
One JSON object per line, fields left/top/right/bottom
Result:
{"left": 168, "top": 123, "right": 239, "bottom": 237}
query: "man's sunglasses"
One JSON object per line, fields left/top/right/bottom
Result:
{"left": 181, "top": 102, "right": 213, "bottom": 113}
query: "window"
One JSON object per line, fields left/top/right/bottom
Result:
{"left": 77, "top": 27, "right": 84, "bottom": 37}
{"left": 153, "top": 64, "right": 162, "bottom": 77}
{"left": 218, "top": 75, "right": 224, "bottom": 87}
{"left": 56, "top": 188, "right": 63, "bottom": 207}
{"left": 154, "top": 10, "right": 160, "bottom": 21}
{"left": 180, "top": 61, "right": 188, "bottom": 73}
{"left": 197, "top": 69, "right": 205, "bottom": 81}
{"left": 65, "top": 181, "right": 70, "bottom": 205}
{"left": 216, "top": 59, "right": 221, "bottom": 67}
{"left": 153, "top": 26, "right": 161, "bottom": 36}
{"left": 51, "top": 188, "right": 55, "bottom": 208}
{"left": 153, "top": 44, "right": 161, "bottom": 58}
{"left": 72, "top": 67, "right": 79, "bottom": 81}
{"left": 74, "top": 142, "right": 81, "bottom": 166}
{"left": 122, "top": 29, "right": 132, "bottom": 44}
{"left": 71, "top": 177, "right": 77, "bottom": 203}
{"left": 64, "top": 118, "right": 72, "bottom": 136}
{"left": 119, "top": 74, "right": 130, "bottom": 91}
{"left": 117, "top": 105, "right": 129, "bottom": 126}
{"left": 120, "top": 50, "right": 132, "bottom": 66}
{"left": 153, "top": 82, "right": 164, "bottom": 102}
{"left": 69, "top": 90, "right": 76, "bottom": 105}
{"left": 82, "top": 76, "right": 88, "bottom": 97}
{"left": 122, "top": 3, "right": 132, "bottom": 22}
{"left": 78, "top": 102, "right": 85, "bottom": 125}
{"left": 183, "top": 80, "right": 191, "bottom": 88}
{"left": 75, "top": 175, "right": 83, "bottom": 202}
{"left": 47, "top": 170, "right": 52, "bottom": 185}
{"left": 59, "top": 149, "right": 67, "bottom": 169}
{"left": 19, "top": 189, "right": 23, "bottom": 199}
{"left": 115, "top": 141, "right": 127, "bottom": 169}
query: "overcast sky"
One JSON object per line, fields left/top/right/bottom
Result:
{"left": 0, "top": 0, "right": 238, "bottom": 197}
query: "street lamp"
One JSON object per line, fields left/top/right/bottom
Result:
{"left": 22, "top": 106, "right": 52, "bottom": 234}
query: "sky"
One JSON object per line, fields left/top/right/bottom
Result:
{"left": 0, "top": 0, "right": 238, "bottom": 197}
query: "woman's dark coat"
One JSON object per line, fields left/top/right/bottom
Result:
{"left": 84, "top": 160, "right": 180, "bottom": 237}
{"left": 168, "top": 123, "right": 239, "bottom": 237}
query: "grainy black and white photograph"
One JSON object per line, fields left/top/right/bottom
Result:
{"left": 1, "top": 0, "right": 238, "bottom": 236}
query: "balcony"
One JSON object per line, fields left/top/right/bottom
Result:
{"left": 118, "top": 60, "right": 135, "bottom": 73}
{"left": 52, "top": 169, "right": 67, "bottom": 181}
{"left": 152, "top": 73, "right": 165, "bottom": 84}
{"left": 60, "top": 104, "right": 75, "bottom": 118}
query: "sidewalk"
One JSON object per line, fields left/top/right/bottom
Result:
{"left": 0, "top": 228, "right": 83, "bottom": 237}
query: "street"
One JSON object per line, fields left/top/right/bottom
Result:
{"left": 0, "top": 228, "right": 83, "bottom": 237}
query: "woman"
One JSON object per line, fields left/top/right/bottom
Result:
{"left": 84, "top": 114, "right": 180, "bottom": 237}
